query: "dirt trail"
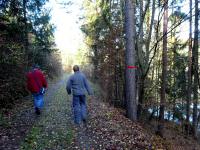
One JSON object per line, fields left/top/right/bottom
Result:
{"left": 2, "top": 76, "right": 198, "bottom": 150}
{"left": 0, "top": 74, "right": 102, "bottom": 150}
{"left": 0, "top": 77, "right": 79, "bottom": 149}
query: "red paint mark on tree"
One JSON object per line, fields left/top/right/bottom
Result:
{"left": 127, "top": 66, "right": 138, "bottom": 69}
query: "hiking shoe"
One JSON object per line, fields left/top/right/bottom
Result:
{"left": 83, "top": 119, "right": 88, "bottom": 128}
{"left": 35, "top": 107, "right": 40, "bottom": 115}
{"left": 83, "top": 119, "right": 87, "bottom": 124}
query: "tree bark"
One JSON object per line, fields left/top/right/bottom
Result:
{"left": 158, "top": 0, "right": 168, "bottom": 137}
{"left": 137, "top": 76, "right": 144, "bottom": 118}
{"left": 22, "top": 0, "right": 29, "bottom": 67}
{"left": 192, "top": 0, "right": 199, "bottom": 138}
{"left": 125, "top": 0, "right": 137, "bottom": 121}
{"left": 145, "top": 0, "right": 156, "bottom": 63}
{"left": 92, "top": 44, "right": 99, "bottom": 81}
{"left": 186, "top": 0, "right": 192, "bottom": 135}
{"left": 137, "top": 0, "right": 156, "bottom": 119}
{"left": 114, "top": 46, "right": 120, "bottom": 105}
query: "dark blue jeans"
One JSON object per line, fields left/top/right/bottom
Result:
{"left": 72, "top": 95, "right": 87, "bottom": 124}
{"left": 32, "top": 93, "right": 44, "bottom": 109}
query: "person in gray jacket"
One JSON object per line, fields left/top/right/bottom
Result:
{"left": 66, "top": 65, "right": 93, "bottom": 124}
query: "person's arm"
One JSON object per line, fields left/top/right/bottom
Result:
{"left": 83, "top": 75, "right": 93, "bottom": 95}
{"left": 39, "top": 70, "right": 47, "bottom": 88}
{"left": 66, "top": 77, "right": 72, "bottom": 95}
{"left": 42, "top": 74, "right": 47, "bottom": 88}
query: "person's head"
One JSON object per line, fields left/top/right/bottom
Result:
{"left": 73, "top": 65, "right": 79, "bottom": 72}
{"left": 32, "top": 64, "right": 40, "bottom": 70}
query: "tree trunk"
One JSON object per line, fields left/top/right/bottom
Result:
{"left": 139, "top": 0, "right": 143, "bottom": 43}
{"left": 125, "top": 0, "right": 137, "bottom": 121}
{"left": 92, "top": 44, "right": 99, "bottom": 81}
{"left": 146, "top": 0, "right": 156, "bottom": 63}
{"left": 157, "top": 0, "right": 168, "bottom": 137}
{"left": 22, "top": 0, "right": 29, "bottom": 67}
{"left": 114, "top": 47, "right": 120, "bottom": 105}
{"left": 137, "top": 76, "right": 144, "bottom": 118}
{"left": 186, "top": 0, "right": 192, "bottom": 135}
{"left": 137, "top": 0, "right": 156, "bottom": 119}
{"left": 192, "top": 0, "right": 199, "bottom": 138}
{"left": 136, "top": 0, "right": 144, "bottom": 118}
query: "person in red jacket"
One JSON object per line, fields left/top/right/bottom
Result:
{"left": 26, "top": 65, "right": 47, "bottom": 115}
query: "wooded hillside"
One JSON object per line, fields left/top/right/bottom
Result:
{"left": 81, "top": 0, "right": 200, "bottom": 138}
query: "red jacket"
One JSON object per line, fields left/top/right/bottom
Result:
{"left": 26, "top": 69, "right": 47, "bottom": 93}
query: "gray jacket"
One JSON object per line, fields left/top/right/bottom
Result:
{"left": 66, "top": 71, "right": 92, "bottom": 96}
